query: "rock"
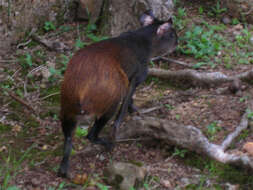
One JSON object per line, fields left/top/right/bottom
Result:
{"left": 31, "top": 177, "right": 41, "bottom": 186}
{"left": 226, "top": 183, "right": 240, "bottom": 190}
{"left": 222, "top": 16, "right": 231, "bottom": 24}
{"left": 161, "top": 179, "right": 172, "bottom": 188}
{"left": 104, "top": 162, "right": 147, "bottom": 190}
{"left": 243, "top": 142, "right": 253, "bottom": 156}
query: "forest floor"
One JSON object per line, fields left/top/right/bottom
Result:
{"left": 1, "top": 0, "right": 253, "bottom": 190}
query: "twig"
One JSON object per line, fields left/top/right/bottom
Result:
{"left": 0, "top": 116, "right": 6, "bottom": 123}
{"left": 139, "top": 106, "right": 163, "bottom": 114}
{"left": 40, "top": 92, "right": 60, "bottom": 100}
{"left": 16, "top": 39, "right": 32, "bottom": 49}
{"left": 2, "top": 88, "right": 38, "bottom": 116}
{"left": 0, "top": 60, "right": 16, "bottom": 63}
{"left": 116, "top": 138, "right": 151, "bottom": 143}
{"left": 16, "top": 28, "right": 36, "bottom": 49}
{"left": 151, "top": 56, "right": 192, "bottom": 68}
{"left": 31, "top": 34, "right": 55, "bottom": 52}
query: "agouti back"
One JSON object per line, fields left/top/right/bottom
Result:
{"left": 58, "top": 10, "right": 178, "bottom": 177}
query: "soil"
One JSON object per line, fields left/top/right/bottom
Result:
{"left": 0, "top": 0, "right": 253, "bottom": 190}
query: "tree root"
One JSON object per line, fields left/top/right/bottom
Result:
{"left": 117, "top": 100, "right": 253, "bottom": 170}
{"left": 148, "top": 68, "right": 253, "bottom": 87}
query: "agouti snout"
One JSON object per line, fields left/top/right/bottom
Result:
{"left": 58, "top": 10, "right": 178, "bottom": 177}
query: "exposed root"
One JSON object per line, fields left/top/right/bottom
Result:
{"left": 148, "top": 68, "right": 253, "bottom": 87}
{"left": 117, "top": 100, "right": 253, "bottom": 171}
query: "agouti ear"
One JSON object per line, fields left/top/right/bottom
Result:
{"left": 156, "top": 22, "right": 172, "bottom": 36}
{"left": 140, "top": 10, "right": 155, "bottom": 26}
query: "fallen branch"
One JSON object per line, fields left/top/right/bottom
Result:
{"left": 31, "top": 34, "right": 56, "bottom": 52}
{"left": 148, "top": 68, "right": 253, "bottom": 87}
{"left": 31, "top": 34, "right": 69, "bottom": 52}
{"left": 117, "top": 101, "right": 253, "bottom": 171}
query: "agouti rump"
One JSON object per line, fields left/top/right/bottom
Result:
{"left": 58, "top": 10, "right": 178, "bottom": 177}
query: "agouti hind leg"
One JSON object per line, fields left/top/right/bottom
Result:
{"left": 58, "top": 115, "right": 77, "bottom": 177}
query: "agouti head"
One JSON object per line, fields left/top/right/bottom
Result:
{"left": 140, "top": 10, "right": 178, "bottom": 58}
{"left": 58, "top": 10, "right": 178, "bottom": 178}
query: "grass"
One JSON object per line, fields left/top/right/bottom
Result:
{"left": 0, "top": 145, "right": 35, "bottom": 189}
{"left": 183, "top": 153, "right": 253, "bottom": 189}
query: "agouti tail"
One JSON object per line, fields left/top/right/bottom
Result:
{"left": 58, "top": 10, "right": 178, "bottom": 177}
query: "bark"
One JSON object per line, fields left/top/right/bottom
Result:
{"left": 101, "top": 0, "right": 174, "bottom": 36}
{"left": 117, "top": 100, "right": 253, "bottom": 170}
{"left": 0, "top": 0, "right": 70, "bottom": 56}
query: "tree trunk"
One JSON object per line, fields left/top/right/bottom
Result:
{"left": 101, "top": 0, "right": 174, "bottom": 36}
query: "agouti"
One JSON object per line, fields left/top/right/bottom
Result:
{"left": 58, "top": 10, "right": 178, "bottom": 177}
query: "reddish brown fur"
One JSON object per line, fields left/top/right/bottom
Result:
{"left": 61, "top": 41, "right": 129, "bottom": 119}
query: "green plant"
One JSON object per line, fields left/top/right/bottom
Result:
{"left": 177, "top": 8, "right": 187, "bottom": 18}
{"left": 232, "top": 18, "right": 239, "bottom": 25}
{"left": 179, "top": 25, "right": 224, "bottom": 61}
{"left": 143, "top": 183, "right": 150, "bottom": 190}
{"left": 44, "top": 21, "right": 56, "bottom": 32}
{"left": 75, "top": 38, "right": 86, "bottom": 49}
{"left": 193, "top": 62, "right": 207, "bottom": 69}
{"left": 0, "top": 145, "right": 34, "bottom": 189}
{"left": 172, "top": 147, "right": 188, "bottom": 158}
{"left": 173, "top": 7, "right": 188, "bottom": 31}
{"left": 48, "top": 54, "right": 70, "bottom": 82}
{"left": 47, "top": 182, "right": 66, "bottom": 190}
{"left": 210, "top": 0, "right": 227, "bottom": 16}
{"left": 165, "top": 104, "right": 173, "bottom": 110}
{"left": 96, "top": 183, "right": 109, "bottom": 190}
{"left": 247, "top": 109, "right": 253, "bottom": 119}
{"left": 199, "top": 6, "right": 204, "bottom": 14}
{"left": 206, "top": 121, "right": 221, "bottom": 140}
{"left": 75, "top": 126, "right": 88, "bottom": 138}
{"left": 18, "top": 53, "right": 33, "bottom": 69}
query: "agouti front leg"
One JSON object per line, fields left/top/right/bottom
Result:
{"left": 112, "top": 79, "right": 137, "bottom": 140}
{"left": 87, "top": 103, "right": 118, "bottom": 150}
{"left": 128, "top": 69, "right": 147, "bottom": 114}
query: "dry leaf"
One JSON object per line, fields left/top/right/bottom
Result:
{"left": 0, "top": 145, "right": 7, "bottom": 152}
{"left": 72, "top": 173, "right": 88, "bottom": 185}
{"left": 243, "top": 142, "right": 253, "bottom": 156}
{"left": 12, "top": 125, "right": 21, "bottom": 133}
{"left": 42, "top": 145, "right": 48, "bottom": 150}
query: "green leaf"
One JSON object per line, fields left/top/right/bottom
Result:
{"left": 6, "top": 186, "right": 20, "bottom": 190}
{"left": 193, "top": 62, "right": 207, "bottom": 69}
{"left": 96, "top": 183, "right": 109, "bottom": 190}
{"left": 25, "top": 53, "right": 33, "bottom": 67}
{"left": 44, "top": 21, "right": 56, "bottom": 31}
{"left": 76, "top": 126, "right": 88, "bottom": 138}
{"left": 75, "top": 38, "right": 86, "bottom": 49}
